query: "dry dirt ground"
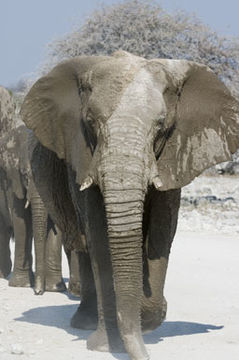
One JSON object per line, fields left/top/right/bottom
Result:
{"left": 0, "top": 175, "right": 238, "bottom": 360}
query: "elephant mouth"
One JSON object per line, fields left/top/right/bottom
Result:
{"left": 80, "top": 148, "right": 163, "bottom": 194}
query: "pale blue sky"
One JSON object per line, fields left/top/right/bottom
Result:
{"left": 1, "top": 0, "right": 239, "bottom": 87}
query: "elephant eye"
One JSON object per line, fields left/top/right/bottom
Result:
{"left": 153, "top": 117, "right": 166, "bottom": 138}
{"left": 78, "top": 81, "right": 92, "bottom": 94}
{"left": 154, "top": 123, "right": 176, "bottom": 159}
{"left": 84, "top": 115, "right": 97, "bottom": 151}
{"left": 154, "top": 132, "right": 165, "bottom": 159}
{"left": 86, "top": 116, "right": 95, "bottom": 131}
{"left": 155, "top": 118, "right": 164, "bottom": 129}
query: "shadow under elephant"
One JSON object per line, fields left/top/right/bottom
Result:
{"left": 15, "top": 303, "right": 223, "bottom": 346}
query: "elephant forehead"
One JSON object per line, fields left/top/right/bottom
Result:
{"left": 83, "top": 58, "right": 146, "bottom": 119}
{"left": 83, "top": 59, "right": 167, "bottom": 130}
{"left": 90, "top": 56, "right": 144, "bottom": 93}
{"left": 109, "top": 67, "right": 167, "bottom": 121}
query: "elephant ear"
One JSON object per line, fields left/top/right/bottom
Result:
{"left": 156, "top": 60, "right": 239, "bottom": 190}
{"left": 21, "top": 57, "right": 104, "bottom": 185}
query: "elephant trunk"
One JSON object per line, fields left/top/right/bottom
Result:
{"left": 100, "top": 146, "right": 149, "bottom": 359}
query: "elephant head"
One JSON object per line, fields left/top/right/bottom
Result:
{"left": 21, "top": 51, "right": 239, "bottom": 359}
{"left": 0, "top": 86, "right": 28, "bottom": 199}
{"left": 0, "top": 86, "right": 23, "bottom": 136}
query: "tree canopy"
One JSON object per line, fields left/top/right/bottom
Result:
{"left": 45, "top": 0, "right": 239, "bottom": 96}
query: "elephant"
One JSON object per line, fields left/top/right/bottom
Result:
{"left": 0, "top": 85, "right": 68, "bottom": 294}
{"left": 21, "top": 51, "right": 239, "bottom": 360}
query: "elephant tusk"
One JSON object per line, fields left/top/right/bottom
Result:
{"left": 149, "top": 159, "right": 163, "bottom": 190}
{"left": 25, "top": 199, "right": 30, "bottom": 208}
{"left": 80, "top": 176, "right": 94, "bottom": 191}
{"left": 152, "top": 176, "right": 163, "bottom": 190}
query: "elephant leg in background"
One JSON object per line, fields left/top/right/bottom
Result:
{"left": 0, "top": 187, "right": 12, "bottom": 278}
{"left": 65, "top": 248, "right": 81, "bottom": 297}
{"left": 44, "top": 222, "right": 66, "bottom": 293}
{"left": 9, "top": 196, "right": 34, "bottom": 287}
{"left": 81, "top": 187, "right": 123, "bottom": 352}
{"left": 31, "top": 192, "right": 67, "bottom": 295}
{"left": 0, "top": 215, "right": 12, "bottom": 278}
{"left": 141, "top": 188, "right": 181, "bottom": 333}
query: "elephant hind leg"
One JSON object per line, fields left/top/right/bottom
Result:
{"left": 0, "top": 217, "right": 12, "bottom": 278}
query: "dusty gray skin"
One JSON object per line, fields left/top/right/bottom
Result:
{"left": 21, "top": 51, "right": 239, "bottom": 360}
{"left": 0, "top": 86, "right": 68, "bottom": 295}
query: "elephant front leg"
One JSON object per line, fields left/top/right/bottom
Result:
{"left": 9, "top": 197, "right": 34, "bottom": 287}
{"left": 142, "top": 257, "right": 168, "bottom": 333}
{"left": 141, "top": 188, "right": 181, "bottom": 333}
{"left": 70, "top": 251, "right": 98, "bottom": 330}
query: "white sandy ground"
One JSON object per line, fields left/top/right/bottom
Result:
{"left": 0, "top": 175, "right": 239, "bottom": 360}
{"left": 179, "top": 175, "right": 239, "bottom": 234}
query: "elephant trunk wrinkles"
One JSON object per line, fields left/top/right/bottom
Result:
{"left": 103, "top": 174, "right": 147, "bottom": 356}
{"left": 105, "top": 186, "right": 144, "bottom": 300}
{"left": 104, "top": 183, "right": 145, "bottom": 347}
{"left": 101, "top": 121, "right": 149, "bottom": 301}
{"left": 100, "top": 123, "right": 149, "bottom": 357}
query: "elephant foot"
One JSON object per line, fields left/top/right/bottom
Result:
{"left": 34, "top": 275, "right": 45, "bottom": 295}
{"left": 9, "top": 269, "right": 34, "bottom": 288}
{"left": 71, "top": 300, "right": 98, "bottom": 330}
{"left": 141, "top": 299, "right": 167, "bottom": 333}
{"left": 34, "top": 275, "right": 67, "bottom": 295}
{"left": 0, "top": 259, "right": 12, "bottom": 279}
{"left": 0, "top": 265, "right": 11, "bottom": 279}
{"left": 87, "top": 327, "right": 125, "bottom": 353}
{"left": 68, "top": 280, "right": 81, "bottom": 297}
{"left": 0, "top": 271, "right": 7, "bottom": 279}
{"left": 45, "top": 275, "right": 67, "bottom": 293}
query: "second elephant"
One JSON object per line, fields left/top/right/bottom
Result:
{"left": 0, "top": 86, "right": 67, "bottom": 294}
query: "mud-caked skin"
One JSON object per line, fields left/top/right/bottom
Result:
{"left": 21, "top": 51, "right": 239, "bottom": 360}
{"left": 0, "top": 86, "right": 68, "bottom": 295}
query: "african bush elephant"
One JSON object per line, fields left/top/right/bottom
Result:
{"left": 21, "top": 51, "right": 239, "bottom": 360}
{"left": 0, "top": 86, "right": 67, "bottom": 294}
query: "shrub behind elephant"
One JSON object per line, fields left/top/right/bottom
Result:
{"left": 21, "top": 52, "right": 239, "bottom": 360}
{"left": 0, "top": 86, "right": 68, "bottom": 294}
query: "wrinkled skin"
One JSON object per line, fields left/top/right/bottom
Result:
{"left": 21, "top": 51, "right": 239, "bottom": 360}
{"left": 0, "top": 86, "right": 69, "bottom": 294}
